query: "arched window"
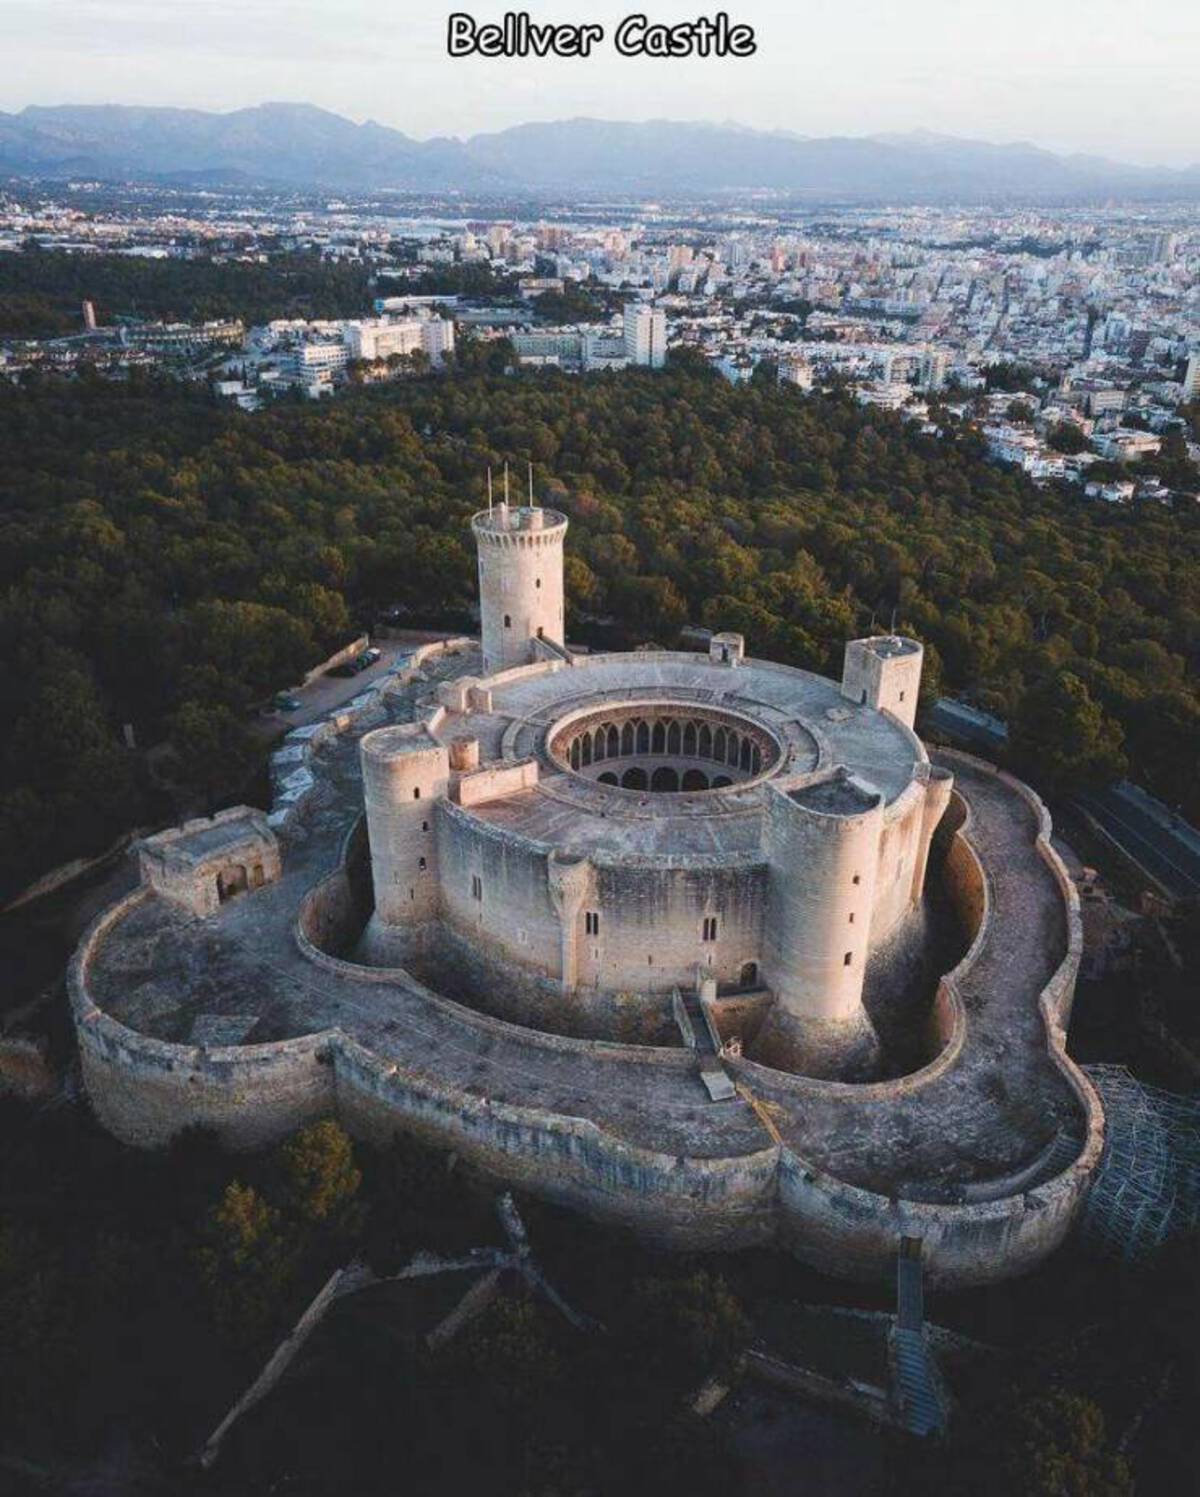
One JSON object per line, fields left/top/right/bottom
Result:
{"left": 593, "top": 728, "right": 606, "bottom": 761}
{"left": 622, "top": 767, "right": 648, "bottom": 790}
{"left": 581, "top": 735, "right": 592, "bottom": 766}
{"left": 739, "top": 738, "right": 752, "bottom": 772}
{"left": 666, "top": 720, "right": 681, "bottom": 755}
{"left": 740, "top": 960, "right": 758, "bottom": 987}
{"left": 636, "top": 721, "right": 650, "bottom": 755}
{"left": 681, "top": 768, "right": 708, "bottom": 792}
{"left": 682, "top": 721, "right": 697, "bottom": 757}
{"left": 621, "top": 722, "right": 635, "bottom": 755}
{"left": 652, "top": 721, "right": 666, "bottom": 754}
{"left": 698, "top": 724, "right": 712, "bottom": 759}
{"left": 727, "top": 732, "right": 740, "bottom": 766}
{"left": 750, "top": 745, "right": 761, "bottom": 775}
{"left": 714, "top": 727, "right": 727, "bottom": 762}
{"left": 651, "top": 766, "right": 679, "bottom": 793}
{"left": 606, "top": 725, "right": 620, "bottom": 759}
{"left": 570, "top": 739, "right": 581, "bottom": 769}
{"left": 504, "top": 614, "right": 512, "bottom": 628}
{"left": 598, "top": 771, "right": 618, "bottom": 786}
{"left": 712, "top": 775, "right": 732, "bottom": 789}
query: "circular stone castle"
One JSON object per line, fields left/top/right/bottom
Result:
{"left": 70, "top": 495, "right": 1104, "bottom": 1287}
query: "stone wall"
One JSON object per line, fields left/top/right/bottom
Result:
{"left": 70, "top": 890, "right": 335, "bottom": 1149}
{"left": 332, "top": 1034, "right": 779, "bottom": 1250}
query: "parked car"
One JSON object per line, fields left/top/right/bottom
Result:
{"left": 360, "top": 647, "right": 382, "bottom": 667}
{"left": 274, "top": 692, "right": 303, "bottom": 712}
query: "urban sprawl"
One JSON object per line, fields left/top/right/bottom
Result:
{"left": 3, "top": 187, "right": 1198, "bottom": 506}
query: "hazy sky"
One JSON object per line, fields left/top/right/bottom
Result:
{"left": 2, "top": 0, "right": 1197, "bottom": 165}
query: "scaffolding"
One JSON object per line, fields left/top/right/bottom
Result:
{"left": 1081, "top": 1064, "right": 1200, "bottom": 1262}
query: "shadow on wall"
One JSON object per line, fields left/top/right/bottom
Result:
{"left": 860, "top": 833, "right": 970, "bottom": 1080}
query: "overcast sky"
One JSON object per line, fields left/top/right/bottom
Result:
{"left": 1, "top": 0, "right": 1196, "bottom": 166}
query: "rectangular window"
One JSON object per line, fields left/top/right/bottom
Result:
{"left": 471, "top": 875, "right": 482, "bottom": 901}
{"left": 702, "top": 916, "right": 719, "bottom": 942}
{"left": 585, "top": 911, "right": 600, "bottom": 936}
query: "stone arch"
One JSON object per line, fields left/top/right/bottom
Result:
{"left": 681, "top": 768, "right": 708, "bottom": 792}
{"left": 652, "top": 721, "right": 666, "bottom": 754}
{"left": 727, "top": 731, "right": 740, "bottom": 766}
{"left": 217, "top": 864, "right": 247, "bottom": 903}
{"left": 682, "top": 721, "right": 697, "bottom": 757}
{"left": 580, "top": 734, "right": 592, "bottom": 767}
{"left": 712, "top": 775, "right": 732, "bottom": 789}
{"left": 650, "top": 766, "right": 679, "bottom": 793}
{"left": 714, "top": 727, "right": 727, "bottom": 763}
{"left": 598, "top": 771, "right": 618, "bottom": 786}
{"left": 636, "top": 721, "right": 650, "bottom": 754}
{"left": 698, "top": 723, "right": 712, "bottom": 759}
{"left": 739, "top": 737, "right": 753, "bottom": 772}
{"left": 621, "top": 767, "right": 648, "bottom": 790}
{"left": 250, "top": 863, "right": 265, "bottom": 889}
{"left": 593, "top": 728, "right": 606, "bottom": 762}
{"left": 621, "top": 722, "right": 635, "bottom": 755}
{"left": 606, "top": 724, "right": 620, "bottom": 759}
{"left": 740, "top": 960, "right": 758, "bottom": 987}
{"left": 570, "top": 739, "right": 581, "bottom": 770}
{"left": 666, "top": 720, "right": 682, "bottom": 755}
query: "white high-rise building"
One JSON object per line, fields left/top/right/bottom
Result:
{"left": 344, "top": 317, "right": 455, "bottom": 366}
{"left": 623, "top": 303, "right": 667, "bottom": 369}
{"left": 919, "top": 349, "right": 950, "bottom": 393}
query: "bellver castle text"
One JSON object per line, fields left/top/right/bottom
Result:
{"left": 447, "top": 12, "right": 757, "bottom": 58}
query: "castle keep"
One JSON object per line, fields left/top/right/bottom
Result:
{"left": 70, "top": 491, "right": 1103, "bottom": 1287}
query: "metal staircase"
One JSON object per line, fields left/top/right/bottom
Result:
{"left": 892, "top": 1238, "right": 947, "bottom": 1437}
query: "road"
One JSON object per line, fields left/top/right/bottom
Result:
{"left": 252, "top": 634, "right": 454, "bottom": 740}
{"left": 1075, "top": 783, "right": 1200, "bottom": 901}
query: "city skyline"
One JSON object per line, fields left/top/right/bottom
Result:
{"left": 2, "top": 0, "right": 1197, "bottom": 168}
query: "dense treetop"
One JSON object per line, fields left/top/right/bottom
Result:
{"left": 0, "top": 248, "right": 375, "bottom": 337}
{"left": 1, "top": 360, "right": 1196, "bottom": 896}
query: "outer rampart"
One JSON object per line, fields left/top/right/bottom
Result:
{"left": 68, "top": 640, "right": 1103, "bottom": 1287}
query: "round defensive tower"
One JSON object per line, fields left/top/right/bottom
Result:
{"left": 360, "top": 724, "right": 449, "bottom": 932}
{"left": 471, "top": 502, "right": 568, "bottom": 674}
{"left": 758, "top": 769, "right": 885, "bottom": 1077}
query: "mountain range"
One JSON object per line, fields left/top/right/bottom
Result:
{"left": 1, "top": 103, "right": 1196, "bottom": 200}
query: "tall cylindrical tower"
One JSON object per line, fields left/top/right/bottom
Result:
{"left": 471, "top": 502, "right": 568, "bottom": 676}
{"left": 360, "top": 725, "right": 449, "bottom": 927}
{"left": 758, "top": 769, "right": 884, "bottom": 1078}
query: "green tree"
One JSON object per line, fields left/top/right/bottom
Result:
{"left": 276, "top": 1120, "right": 363, "bottom": 1228}
{"left": 167, "top": 699, "right": 257, "bottom": 809}
{"left": 980, "top": 1391, "right": 1133, "bottom": 1497}
{"left": 195, "top": 1181, "right": 294, "bottom": 1345}
{"left": 1012, "top": 670, "right": 1127, "bottom": 795}
{"left": 1048, "top": 423, "right": 1089, "bottom": 455}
